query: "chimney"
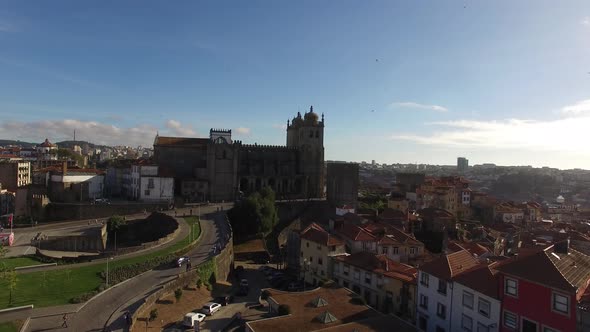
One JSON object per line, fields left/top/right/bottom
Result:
{"left": 554, "top": 239, "right": 570, "bottom": 254}
{"left": 62, "top": 161, "right": 68, "bottom": 176}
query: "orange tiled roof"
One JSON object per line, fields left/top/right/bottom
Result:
{"left": 337, "top": 223, "right": 375, "bottom": 242}
{"left": 334, "top": 252, "right": 417, "bottom": 283}
{"left": 301, "top": 223, "right": 344, "bottom": 247}
{"left": 419, "top": 249, "right": 479, "bottom": 280}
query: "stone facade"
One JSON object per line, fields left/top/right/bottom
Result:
{"left": 154, "top": 108, "right": 325, "bottom": 202}
{"left": 326, "top": 162, "right": 359, "bottom": 208}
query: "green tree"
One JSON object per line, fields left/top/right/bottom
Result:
{"left": 1, "top": 269, "right": 18, "bottom": 305}
{"left": 228, "top": 187, "right": 278, "bottom": 236}
{"left": 107, "top": 215, "right": 125, "bottom": 233}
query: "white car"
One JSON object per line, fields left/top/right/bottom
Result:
{"left": 201, "top": 302, "right": 221, "bottom": 316}
{"left": 183, "top": 312, "right": 206, "bottom": 327}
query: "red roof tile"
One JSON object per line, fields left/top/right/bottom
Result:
{"left": 301, "top": 223, "right": 344, "bottom": 247}
{"left": 419, "top": 250, "right": 479, "bottom": 280}
{"left": 334, "top": 252, "right": 417, "bottom": 283}
{"left": 337, "top": 223, "right": 375, "bottom": 242}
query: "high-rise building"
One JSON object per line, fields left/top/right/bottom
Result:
{"left": 0, "top": 161, "right": 31, "bottom": 192}
{"left": 457, "top": 157, "right": 469, "bottom": 173}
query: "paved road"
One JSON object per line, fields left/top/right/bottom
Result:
{"left": 23, "top": 205, "right": 232, "bottom": 332}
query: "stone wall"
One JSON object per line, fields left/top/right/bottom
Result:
{"left": 44, "top": 201, "right": 170, "bottom": 221}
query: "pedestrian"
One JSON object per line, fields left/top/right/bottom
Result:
{"left": 190, "top": 209, "right": 193, "bottom": 216}
{"left": 174, "top": 210, "right": 177, "bottom": 217}
{"left": 62, "top": 313, "right": 68, "bottom": 328}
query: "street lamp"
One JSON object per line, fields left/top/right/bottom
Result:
{"left": 301, "top": 258, "right": 311, "bottom": 291}
{"left": 106, "top": 256, "right": 114, "bottom": 288}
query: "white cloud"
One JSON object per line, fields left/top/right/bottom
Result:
{"left": 0, "top": 119, "right": 158, "bottom": 147}
{"left": 391, "top": 109, "right": 590, "bottom": 152}
{"left": 272, "top": 124, "right": 288, "bottom": 130}
{"left": 234, "top": 127, "right": 251, "bottom": 135}
{"left": 166, "top": 119, "right": 196, "bottom": 136}
{"left": 390, "top": 101, "right": 448, "bottom": 112}
{"left": 561, "top": 99, "right": 590, "bottom": 115}
{"left": 582, "top": 17, "right": 590, "bottom": 26}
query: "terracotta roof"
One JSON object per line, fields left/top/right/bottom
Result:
{"left": 247, "top": 286, "right": 381, "bottom": 332}
{"left": 452, "top": 263, "right": 501, "bottom": 299}
{"left": 153, "top": 136, "right": 209, "bottom": 146}
{"left": 313, "top": 315, "right": 418, "bottom": 332}
{"left": 448, "top": 241, "right": 490, "bottom": 257}
{"left": 419, "top": 249, "right": 479, "bottom": 280}
{"left": 301, "top": 223, "right": 344, "bottom": 247}
{"left": 496, "top": 244, "right": 590, "bottom": 296}
{"left": 334, "top": 252, "right": 417, "bottom": 283}
{"left": 378, "top": 208, "right": 406, "bottom": 220}
{"left": 37, "top": 138, "right": 56, "bottom": 148}
{"left": 362, "top": 222, "right": 421, "bottom": 246}
{"left": 337, "top": 223, "right": 375, "bottom": 242}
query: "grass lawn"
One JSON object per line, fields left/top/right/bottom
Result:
{"left": 0, "top": 256, "right": 42, "bottom": 270}
{"left": 0, "top": 321, "right": 22, "bottom": 332}
{"left": 0, "top": 217, "right": 202, "bottom": 309}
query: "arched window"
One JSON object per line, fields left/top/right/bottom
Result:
{"left": 315, "top": 130, "right": 319, "bottom": 138}
{"left": 309, "top": 130, "right": 313, "bottom": 138}
{"left": 222, "top": 150, "right": 227, "bottom": 159}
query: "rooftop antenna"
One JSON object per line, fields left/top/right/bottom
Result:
{"left": 74, "top": 129, "right": 76, "bottom": 142}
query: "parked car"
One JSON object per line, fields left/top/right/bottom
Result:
{"left": 175, "top": 256, "right": 190, "bottom": 267}
{"left": 240, "top": 279, "right": 249, "bottom": 288}
{"left": 267, "top": 272, "right": 283, "bottom": 281}
{"left": 183, "top": 312, "right": 206, "bottom": 327}
{"left": 201, "top": 302, "right": 222, "bottom": 316}
{"left": 215, "top": 295, "right": 234, "bottom": 306}
{"left": 288, "top": 282, "right": 301, "bottom": 292}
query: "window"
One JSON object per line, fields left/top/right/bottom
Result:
{"left": 436, "top": 302, "right": 446, "bottom": 319}
{"left": 463, "top": 291, "right": 474, "bottom": 309}
{"left": 410, "top": 247, "right": 416, "bottom": 254}
{"left": 461, "top": 314, "right": 473, "bottom": 331}
{"left": 382, "top": 246, "right": 389, "bottom": 255}
{"left": 503, "top": 310, "right": 517, "bottom": 329}
{"left": 505, "top": 278, "right": 518, "bottom": 297}
{"left": 148, "top": 178, "right": 154, "bottom": 188}
{"left": 306, "top": 242, "right": 309, "bottom": 248}
{"left": 438, "top": 279, "right": 447, "bottom": 295}
{"left": 343, "top": 264, "right": 349, "bottom": 276}
{"left": 300, "top": 251, "right": 303, "bottom": 257}
{"left": 552, "top": 292, "right": 569, "bottom": 314}
{"left": 393, "top": 247, "right": 399, "bottom": 254}
{"left": 478, "top": 298, "right": 490, "bottom": 317}
{"left": 365, "top": 272, "right": 372, "bottom": 284}
{"left": 318, "top": 258, "right": 323, "bottom": 265}
{"left": 144, "top": 189, "right": 150, "bottom": 196}
{"left": 476, "top": 323, "right": 489, "bottom": 332}
{"left": 354, "top": 269, "right": 360, "bottom": 281}
{"left": 420, "top": 273, "right": 429, "bottom": 287}
{"left": 419, "top": 294, "right": 428, "bottom": 309}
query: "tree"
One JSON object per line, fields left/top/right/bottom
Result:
{"left": 1, "top": 269, "right": 18, "bottom": 306}
{"left": 174, "top": 288, "right": 183, "bottom": 303}
{"left": 149, "top": 309, "right": 158, "bottom": 321}
{"left": 227, "top": 187, "right": 278, "bottom": 236}
{"left": 107, "top": 215, "right": 125, "bottom": 233}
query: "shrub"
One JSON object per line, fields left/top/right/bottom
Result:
{"left": 277, "top": 304, "right": 291, "bottom": 316}
{"left": 196, "top": 279, "right": 203, "bottom": 289}
{"left": 174, "top": 288, "right": 183, "bottom": 303}
{"left": 205, "top": 283, "right": 212, "bottom": 291}
{"left": 69, "top": 291, "right": 98, "bottom": 303}
{"left": 149, "top": 309, "right": 158, "bottom": 321}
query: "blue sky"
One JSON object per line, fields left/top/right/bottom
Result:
{"left": 1, "top": 1, "right": 590, "bottom": 169}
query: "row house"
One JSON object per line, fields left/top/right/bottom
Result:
{"left": 300, "top": 223, "right": 346, "bottom": 286}
{"left": 0, "top": 161, "right": 31, "bottom": 192}
{"left": 494, "top": 202, "right": 525, "bottom": 224}
{"left": 331, "top": 251, "right": 418, "bottom": 321}
{"left": 335, "top": 221, "right": 424, "bottom": 264}
{"left": 416, "top": 249, "right": 480, "bottom": 332}
{"left": 496, "top": 241, "right": 590, "bottom": 332}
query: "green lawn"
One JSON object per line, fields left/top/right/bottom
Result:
{"left": 0, "top": 256, "right": 42, "bottom": 270}
{"left": 0, "top": 217, "right": 201, "bottom": 309}
{"left": 0, "top": 321, "right": 22, "bottom": 332}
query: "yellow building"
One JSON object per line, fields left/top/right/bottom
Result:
{"left": 300, "top": 223, "right": 346, "bottom": 286}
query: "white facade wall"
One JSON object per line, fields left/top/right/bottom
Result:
{"left": 51, "top": 174, "right": 104, "bottom": 199}
{"left": 451, "top": 282, "right": 500, "bottom": 332}
{"left": 331, "top": 260, "right": 386, "bottom": 308}
{"left": 416, "top": 271, "right": 451, "bottom": 332}
{"left": 462, "top": 191, "right": 471, "bottom": 205}
{"left": 139, "top": 176, "right": 174, "bottom": 201}
{"left": 139, "top": 165, "right": 158, "bottom": 176}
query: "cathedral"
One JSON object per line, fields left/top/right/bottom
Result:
{"left": 153, "top": 107, "right": 325, "bottom": 202}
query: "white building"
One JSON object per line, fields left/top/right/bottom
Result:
{"left": 129, "top": 163, "right": 174, "bottom": 202}
{"left": 416, "top": 250, "right": 479, "bottom": 332}
{"left": 36, "top": 138, "right": 58, "bottom": 160}
{"left": 451, "top": 264, "right": 501, "bottom": 332}
{"left": 299, "top": 223, "right": 346, "bottom": 286}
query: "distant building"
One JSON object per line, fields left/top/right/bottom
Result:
{"left": 0, "top": 161, "right": 31, "bottom": 191}
{"left": 300, "top": 223, "right": 346, "bottom": 286}
{"left": 457, "top": 157, "right": 469, "bottom": 173}
{"left": 129, "top": 162, "right": 174, "bottom": 202}
{"left": 326, "top": 162, "right": 359, "bottom": 209}
{"left": 36, "top": 138, "right": 58, "bottom": 160}
{"left": 47, "top": 163, "right": 104, "bottom": 202}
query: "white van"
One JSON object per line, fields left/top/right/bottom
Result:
{"left": 183, "top": 312, "right": 205, "bottom": 327}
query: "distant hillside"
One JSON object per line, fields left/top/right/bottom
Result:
{"left": 56, "top": 140, "right": 98, "bottom": 149}
{"left": 0, "top": 139, "right": 36, "bottom": 147}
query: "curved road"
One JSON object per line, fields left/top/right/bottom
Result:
{"left": 25, "top": 205, "right": 232, "bottom": 332}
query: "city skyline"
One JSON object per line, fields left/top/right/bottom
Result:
{"left": 1, "top": 1, "right": 589, "bottom": 169}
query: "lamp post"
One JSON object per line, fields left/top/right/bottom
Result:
{"left": 106, "top": 256, "right": 114, "bottom": 288}
{"left": 301, "top": 258, "right": 311, "bottom": 291}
